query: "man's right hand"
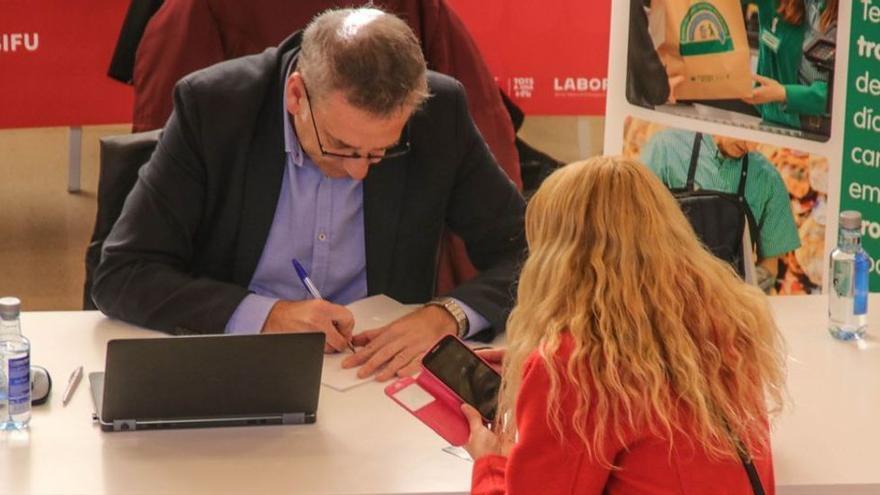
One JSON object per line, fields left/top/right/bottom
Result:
{"left": 262, "top": 300, "right": 355, "bottom": 353}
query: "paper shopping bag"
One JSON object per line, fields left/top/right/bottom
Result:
{"left": 650, "top": 0, "right": 752, "bottom": 100}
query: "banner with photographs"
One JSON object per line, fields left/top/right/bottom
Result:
{"left": 839, "top": 1, "right": 880, "bottom": 290}
{"left": 624, "top": 117, "right": 827, "bottom": 294}
{"left": 605, "top": 0, "right": 860, "bottom": 295}
{"left": 627, "top": 1, "right": 837, "bottom": 142}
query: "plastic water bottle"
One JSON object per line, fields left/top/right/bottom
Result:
{"left": 0, "top": 296, "right": 31, "bottom": 429}
{"left": 828, "top": 212, "right": 869, "bottom": 340}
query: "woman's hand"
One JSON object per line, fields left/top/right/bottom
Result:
{"left": 743, "top": 74, "right": 787, "bottom": 105}
{"left": 666, "top": 74, "right": 685, "bottom": 104}
{"left": 461, "top": 403, "right": 504, "bottom": 460}
{"left": 475, "top": 347, "right": 505, "bottom": 373}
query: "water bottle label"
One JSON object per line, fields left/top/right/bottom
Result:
{"left": 8, "top": 354, "right": 30, "bottom": 414}
{"left": 855, "top": 253, "right": 870, "bottom": 316}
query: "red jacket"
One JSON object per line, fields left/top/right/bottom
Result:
{"left": 131, "top": 0, "right": 521, "bottom": 296}
{"left": 473, "top": 335, "right": 775, "bottom": 495}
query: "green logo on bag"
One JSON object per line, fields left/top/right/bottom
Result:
{"left": 679, "top": 2, "right": 734, "bottom": 56}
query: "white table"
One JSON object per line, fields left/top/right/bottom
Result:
{"left": 2, "top": 295, "right": 879, "bottom": 494}
{"left": 766, "top": 296, "right": 880, "bottom": 495}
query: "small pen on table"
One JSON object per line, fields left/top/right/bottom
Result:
{"left": 62, "top": 365, "right": 83, "bottom": 406}
{"left": 292, "top": 258, "right": 356, "bottom": 353}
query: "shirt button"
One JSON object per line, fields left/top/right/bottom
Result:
{"left": 318, "top": 233, "right": 327, "bottom": 242}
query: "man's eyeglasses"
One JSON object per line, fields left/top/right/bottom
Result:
{"left": 303, "top": 83, "right": 411, "bottom": 161}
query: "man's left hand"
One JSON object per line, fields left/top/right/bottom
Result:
{"left": 341, "top": 305, "right": 457, "bottom": 381}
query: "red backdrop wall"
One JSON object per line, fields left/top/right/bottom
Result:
{"left": 0, "top": 0, "right": 609, "bottom": 129}
{"left": 0, "top": 0, "right": 133, "bottom": 129}
{"left": 447, "top": 0, "right": 610, "bottom": 115}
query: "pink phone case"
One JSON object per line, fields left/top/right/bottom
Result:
{"left": 384, "top": 373, "right": 469, "bottom": 446}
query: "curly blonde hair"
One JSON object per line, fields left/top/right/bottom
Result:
{"left": 498, "top": 156, "right": 786, "bottom": 467}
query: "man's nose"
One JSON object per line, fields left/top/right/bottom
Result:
{"left": 344, "top": 158, "right": 371, "bottom": 181}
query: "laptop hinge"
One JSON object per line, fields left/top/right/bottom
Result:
{"left": 282, "top": 413, "right": 306, "bottom": 424}
{"left": 112, "top": 419, "right": 137, "bottom": 431}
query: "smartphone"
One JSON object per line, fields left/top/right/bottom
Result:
{"left": 420, "top": 335, "right": 501, "bottom": 421}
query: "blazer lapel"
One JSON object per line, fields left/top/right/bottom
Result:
{"left": 232, "top": 48, "right": 296, "bottom": 287}
{"left": 363, "top": 155, "right": 409, "bottom": 295}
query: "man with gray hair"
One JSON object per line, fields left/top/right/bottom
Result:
{"left": 93, "top": 7, "right": 525, "bottom": 380}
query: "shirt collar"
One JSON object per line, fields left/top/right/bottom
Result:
{"left": 701, "top": 133, "right": 722, "bottom": 163}
{"left": 703, "top": 135, "right": 741, "bottom": 166}
{"left": 282, "top": 57, "right": 305, "bottom": 168}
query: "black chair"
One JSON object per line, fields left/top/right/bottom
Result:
{"left": 83, "top": 130, "right": 161, "bottom": 310}
{"left": 499, "top": 90, "right": 564, "bottom": 199}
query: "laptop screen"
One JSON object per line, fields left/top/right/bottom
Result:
{"left": 99, "top": 333, "right": 324, "bottom": 423}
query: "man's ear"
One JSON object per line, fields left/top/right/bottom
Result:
{"left": 286, "top": 72, "right": 306, "bottom": 116}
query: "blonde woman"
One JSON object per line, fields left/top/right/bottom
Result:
{"left": 461, "top": 156, "right": 785, "bottom": 494}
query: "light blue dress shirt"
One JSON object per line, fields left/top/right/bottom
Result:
{"left": 225, "top": 63, "right": 488, "bottom": 337}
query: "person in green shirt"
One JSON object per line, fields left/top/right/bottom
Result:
{"left": 743, "top": 0, "right": 838, "bottom": 134}
{"left": 640, "top": 129, "right": 801, "bottom": 287}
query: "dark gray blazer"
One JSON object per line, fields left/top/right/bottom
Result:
{"left": 92, "top": 32, "right": 526, "bottom": 337}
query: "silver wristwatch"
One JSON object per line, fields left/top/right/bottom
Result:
{"left": 425, "top": 297, "right": 469, "bottom": 338}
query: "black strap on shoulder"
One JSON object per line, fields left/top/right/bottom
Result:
{"left": 735, "top": 153, "right": 760, "bottom": 253}
{"left": 724, "top": 417, "right": 766, "bottom": 495}
{"left": 735, "top": 439, "right": 767, "bottom": 495}
{"left": 686, "top": 132, "right": 703, "bottom": 191}
{"left": 736, "top": 153, "right": 749, "bottom": 199}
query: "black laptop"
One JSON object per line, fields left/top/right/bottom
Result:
{"left": 89, "top": 333, "right": 325, "bottom": 432}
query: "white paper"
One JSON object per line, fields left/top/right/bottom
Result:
{"left": 320, "top": 352, "right": 372, "bottom": 392}
{"left": 441, "top": 446, "right": 473, "bottom": 462}
{"left": 348, "top": 294, "right": 418, "bottom": 333}
{"left": 320, "top": 295, "right": 417, "bottom": 391}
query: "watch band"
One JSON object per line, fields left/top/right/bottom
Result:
{"left": 425, "top": 297, "right": 469, "bottom": 338}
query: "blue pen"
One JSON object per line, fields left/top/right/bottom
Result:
{"left": 292, "top": 259, "right": 323, "bottom": 299}
{"left": 292, "top": 259, "right": 356, "bottom": 353}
